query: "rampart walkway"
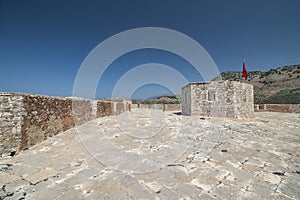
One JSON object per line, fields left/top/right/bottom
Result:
{"left": 1, "top": 109, "right": 299, "bottom": 199}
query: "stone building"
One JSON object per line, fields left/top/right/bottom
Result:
{"left": 181, "top": 81, "right": 254, "bottom": 118}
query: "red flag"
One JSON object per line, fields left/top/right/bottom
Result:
{"left": 243, "top": 62, "right": 248, "bottom": 79}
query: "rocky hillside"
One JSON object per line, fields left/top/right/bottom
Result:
{"left": 214, "top": 64, "right": 300, "bottom": 104}
{"left": 132, "top": 96, "right": 180, "bottom": 104}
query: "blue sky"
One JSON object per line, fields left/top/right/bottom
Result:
{"left": 0, "top": 0, "right": 299, "bottom": 99}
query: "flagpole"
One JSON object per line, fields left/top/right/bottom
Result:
{"left": 243, "top": 59, "right": 245, "bottom": 81}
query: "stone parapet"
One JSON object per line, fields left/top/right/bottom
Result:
{"left": 132, "top": 104, "right": 181, "bottom": 111}
{"left": 254, "top": 104, "right": 300, "bottom": 113}
{"left": 0, "top": 93, "right": 131, "bottom": 157}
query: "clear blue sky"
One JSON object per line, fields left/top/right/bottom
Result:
{"left": 0, "top": 0, "right": 299, "bottom": 99}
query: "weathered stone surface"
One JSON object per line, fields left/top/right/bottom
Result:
{"left": 0, "top": 171, "right": 20, "bottom": 186}
{"left": 181, "top": 81, "right": 254, "bottom": 118}
{"left": 137, "top": 103, "right": 181, "bottom": 111}
{"left": 0, "top": 92, "right": 131, "bottom": 157}
{"left": 255, "top": 103, "right": 300, "bottom": 113}
{"left": 22, "top": 168, "right": 59, "bottom": 185}
{"left": 0, "top": 110, "right": 299, "bottom": 199}
{"left": 0, "top": 93, "right": 24, "bottom": 157}
{"left": 97, "top": 101, "right": 112, "bottom": 117}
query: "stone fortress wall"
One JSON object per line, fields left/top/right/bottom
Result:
{"left": 132, "top": 103, "right": 300, "bottom": 114}
{"left": 1, "top": 86, "right": 299, "bottom": 157}
{"left": 0, "top": 92, "right": 131, "bottom": 157}
{"left": 131, "top": 103, "right": 181, "bottom": 111}
{"left": 181, "top": 81, "right": 254, "bottom": 118}
{"left": 254, "top": 104, "right": 300, "bottom": 113}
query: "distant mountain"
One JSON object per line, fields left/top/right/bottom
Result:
{"left": 214, "top": 64, "right": 300, "bottom": 104}
{"left": 145, "top": 94, "right": 178, "bottom": 100}
{"left": 132, "top": 95, "right": 180, "bottom": 104}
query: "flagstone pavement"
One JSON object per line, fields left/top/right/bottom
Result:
{"left": 0, "top": 109, "right": 299, "bottom": 199}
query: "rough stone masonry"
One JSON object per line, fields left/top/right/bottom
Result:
{"left": 0, "top": 92, "right": 131, "bottom": 157}
{"left": 181, "top": 80, "right": 254, "bottom": 118}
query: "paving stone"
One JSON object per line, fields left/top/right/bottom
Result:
{"left": 271, "top": 192, "right": 297, "bottom": 200}
{"left": 0, "top": 171, "right": 20, "bottom": 185}
{"left": 0, "top": 110, "right": 299, "bottom": 199}
{"left": 277, "top": 178, "right": 300, "bottom": 199}
{"left": 232, "top": 168, "right": 256, "bottom": 183}
{"left": 144, "top": 180, "right": 163, "bottom": 193}
{"left": 173, "top": 182, "right": 202, "bottom": 199}
{"left": 101, "top": 179, "right": 117, "bottom": 192}
{"left": 247, "top": 180, "right": 277, "bottom": 197}
{"left": 198, "top": 193, "right": 218, "bottom": 200}
{"left": 22, "top": 168, "right": 59, "bottom": 185}
{"left": 29, "top": 182, "right": 70, "bottom": 199}
{"left": 241, "top": 163, "right": 263, "bottom": 172}
{"left": 128, "top": 182, "right": 156, "bottom": 199}
{"left": 209, "top": 183, "right": 240, "bottom": 200}
{"left": 155, "top": 187, "right": 182, "bottom": 199}
{"left": 238, "top": 190, "right": 262, "bottom": 200}
{"left": 260, "top": 172, "right": 281, "bottom": 184}
{"left": 165, "top": 165, "right": 189, "bottom": 181}
{"left": 106, "top": 188, "right": 129, "bottom": 199}
{"left": 80, "top": 190, "right": 106, "bottom": 200}
{"left": 190, "top": 177, "right": 217, "bottom": 192}
{"left": 155, "top": 176, "right": 181, "bottom": 188}
{"left": 118, "top": 174, "right": 138, "bottom": 188}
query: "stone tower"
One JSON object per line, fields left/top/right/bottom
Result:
{"left": 181, "top": 80, "right": 254, "bottom": 118}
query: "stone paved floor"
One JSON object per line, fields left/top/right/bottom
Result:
{"left": 0, "top": 109, "right": 300, "bottom": 199}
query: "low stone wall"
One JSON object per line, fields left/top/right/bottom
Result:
{"left": 131, "top": 104, "right": 138, "bottom": 109}
{"left": 254, "top": 104, "right": 300, "bottom": 113}
{"left": 0, "top": 93, "right": 131, "bottom": 157}
{"left": 132, "top": 104, "right": 181, "bottom": 111}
